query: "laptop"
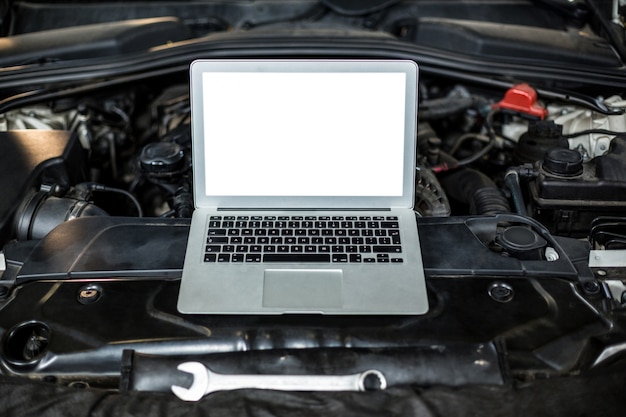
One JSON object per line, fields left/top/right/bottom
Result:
{"left": 178, "top": 59, "right": 428, "bottom": 315}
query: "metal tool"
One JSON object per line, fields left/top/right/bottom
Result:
{"left": 171, "top": 361, "right": 387, "bottom": 401}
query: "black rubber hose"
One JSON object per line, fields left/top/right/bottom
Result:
{"left": 439, "top": 168, "right": 511, "bottom": 215}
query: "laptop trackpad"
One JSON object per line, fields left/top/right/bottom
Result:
{"left": 263, "top": 269, "right": 343, "bottom": 309}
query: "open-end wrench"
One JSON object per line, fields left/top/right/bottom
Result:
{"left": 171, "top": 361, "right": 387, "bottom": 401}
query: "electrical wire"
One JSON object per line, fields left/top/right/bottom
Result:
{"left": 89, "top": 184, "right": 144, "bottom": 217}
{"left": 562, "top": 128, "right": 624, "bottom": 139}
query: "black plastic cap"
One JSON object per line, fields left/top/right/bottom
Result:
{"left": 543, "top": 148, "right": 583, "bottom": 177}
{"left": 496, "top": 226, "right": 547, "bottom": 253}
{"left": 139, "top": 142, "right": 185, "bottom": 174}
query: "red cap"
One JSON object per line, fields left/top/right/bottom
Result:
{"left": 495, "top": 83, "right": 548, "bottom": 119}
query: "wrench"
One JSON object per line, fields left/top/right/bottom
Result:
{"left": 171, "top": 361, "right": 387, "bottom": 401}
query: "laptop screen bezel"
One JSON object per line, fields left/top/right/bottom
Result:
{"left": 189, "top": 59, "right": 418, "bottom": 210}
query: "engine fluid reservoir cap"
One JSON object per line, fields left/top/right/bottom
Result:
{"left": 139, "top": 142, "right": 185, "bottom": 175}
{"left": 542, "top": 148, "right": 583, "bottom": 177}
{"left": 495, "top": 226, "right": 547, "bottom": 257}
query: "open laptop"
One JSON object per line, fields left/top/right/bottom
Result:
{"left": 178, "top": 59, "right": 428, "bottom": 315}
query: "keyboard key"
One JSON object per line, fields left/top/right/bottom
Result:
{"left": 332, "top": 254, "right": 348, "bottom": 262}
{"left": 208, "top": 229, "right": 227, "bottom": 236}
{"left": 364, "top": 257, "right": 376, "bottom": 263}
{"left": 245, "top": 254, "right": 261, "bottom": 262}
{"left": 217, "top": 253, "right": 230, "bottom": 262}
{"left": 305, "top": 245, "right": 317, "bottom": 252}
{"left": 373, "top": 246, "right": 402, "bottom": 253}
{"left": 209, "top": 221, "right": 221, "bottom": 228}
{"left": 207, "top": 236, "right": 228, "bottom": 244}
{"left": 205, "top": 245, "right": 220, "bottom": 253}
{"left": 232, "top": 253, "right": 244, "bottom": 262}
{"left": 264, "top": 254, "right": 330, "bottom": 262}
{"left": 391, "top": 258, "right": 404, "bottom": 263}
{"left": 222, "top": 245, "right": 235, "bottom": 252}
{"left": 381, "top": 221, "right": 399, "bottom": 228}
{"left": 204, "top": 253, "right": 217, "bottom": 262}
{"left": 349, "top": 254, "right": 362, "bottom": 262}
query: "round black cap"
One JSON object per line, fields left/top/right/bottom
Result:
{"left": 139, "top": 142, "right": 185, "bottom": 174}
{"left": 542, "top": 148, "right": 583, "bottom": 177}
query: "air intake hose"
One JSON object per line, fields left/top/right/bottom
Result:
{"left": 439, "top": 168, "right": 510, "bottom": 215}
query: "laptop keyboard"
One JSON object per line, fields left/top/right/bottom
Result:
{"left": 204, "top": 215, "right": 403, "bottom": 264}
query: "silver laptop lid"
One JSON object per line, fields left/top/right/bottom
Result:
{"left": 189, "top": 59, "right": 418, "bottom": 210}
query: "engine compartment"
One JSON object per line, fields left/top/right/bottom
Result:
{"left": 0, "top": 3, "right": 625, "bottom": 413}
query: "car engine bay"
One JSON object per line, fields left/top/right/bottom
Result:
{"left": 0, "top": 0, "right": 625, "bottom": 415}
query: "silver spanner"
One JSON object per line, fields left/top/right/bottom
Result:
{"left": 171, "top": 361, "right": 387, "bottom": 401}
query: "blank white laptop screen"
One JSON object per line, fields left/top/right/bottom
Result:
{"left": 201, "top": 71, "right": 406, "bottom": 198}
